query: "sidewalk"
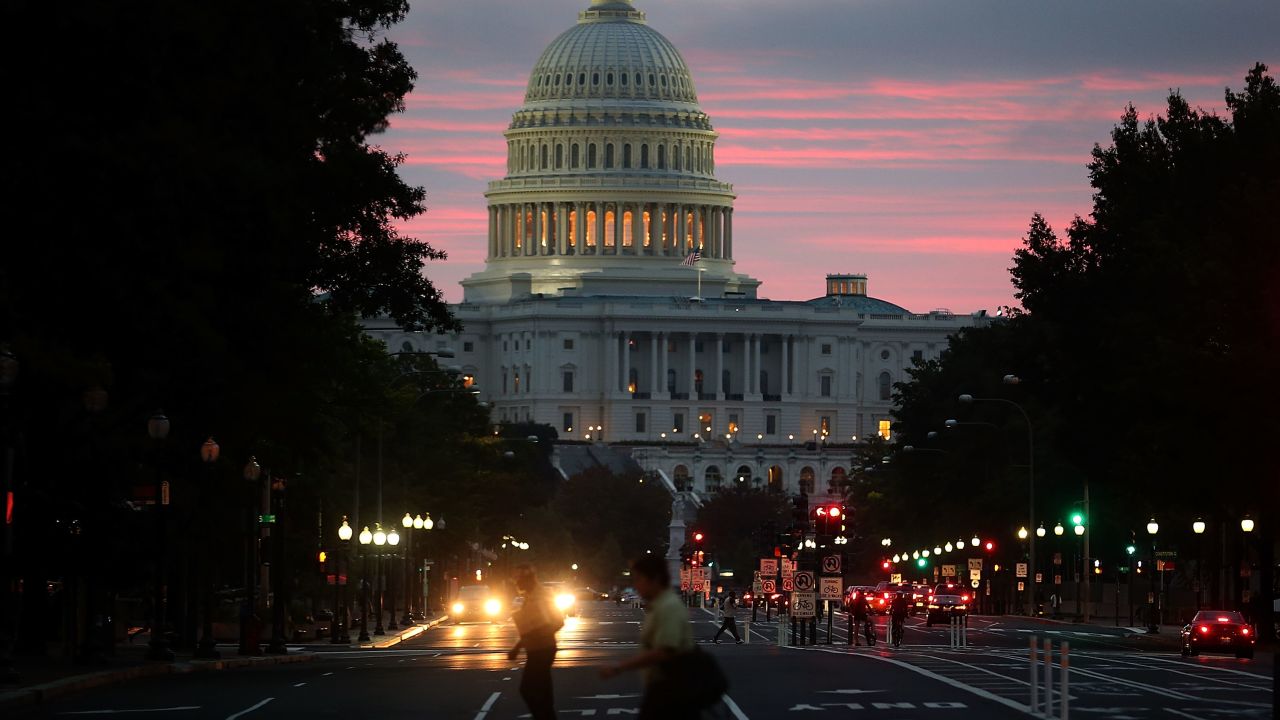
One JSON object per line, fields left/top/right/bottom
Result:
{"left": 0, "top": 644, "right": 315, "bottom": 712}
{"left": 358, "top": 614, "right": 449, "bottom": 649}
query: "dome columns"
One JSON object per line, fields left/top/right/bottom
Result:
{"left": 485, "top": 200, "right": 732, "bottom": 261}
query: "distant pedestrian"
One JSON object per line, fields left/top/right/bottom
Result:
{"left": 713, "top": 595, "right": 742, "bottom": 644}
{"left": 1050, "top": 592, "right": 1061, "bottom": 618}
{"left": 601, "top": 555, "right": 705, "bottom": 719}
{"left": 509, "top": 566, "right": 563, "bottom": 720}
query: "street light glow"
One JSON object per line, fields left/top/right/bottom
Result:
{"left": 402, "top": 512, "right": 414, "bottom": 529}
{"left": 1241, "top": 516, "right": 1255, "bottom": 533}
{"left": 1146, "top": 518, "right": 1159, "bottom": 536}
{"left": 1073, "top": 524, "right": 1085, "bottom": 536}
{"left": 1017, "top": 527, "right": 1028, "bottom": 540}
{"left": 970, "top": 536, "right": 980, "bottom": 547}
{"left": 359, "top": 526, "right": 372, "bottom": 545}
{"left": 338, "top": 517, "right": 353, "bottom": 541}
{"left": 373, "top": 524, "right": 386, "bottom": 546}
{"left": 1053, "top": 522, "right": 1064, "bottom": 536}
{"left": 1192, "top": 519, "right": 1206, "bottom": 535}
{"left": 1036, "top": 524, "right": 1046, "bottom": 538}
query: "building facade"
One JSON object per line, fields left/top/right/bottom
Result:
{"left": 365, "top": 0, "right": 987, "bottom": 491}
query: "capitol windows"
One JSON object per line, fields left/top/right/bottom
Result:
{"left": 878, "top": 419, "right": 892, "bottom": 441}
{"left": 606, "top": 72, "right": 614, "bottom": 86}
{"left": 657, "top": 145, "right": 666, "bottom": 169}
{"left": 672, "top": 465, "right": 690, "bottom": 491}
{"left": 563, "top": 413, "right": 573, "bottom": 433}
{"left": 648, "top": 73, "right": 655, "bottom": 86}
{"left": 830, "top": 467, "right": 847, "bottom": 493}
{"left": 555, "top": 144, "right": 563, "bottom": 169}
{"left": 571, "top": 144, "right": 580, "bottom": 168}
{"left": 660, "top": 75, "right": 667, "bottom": 87}
{"left": 622, "top": 211, "right": 633, "bottom": 247}
{"left": 540, "top": 145, "right": 548, "bottom": 169}
{"left": 642, "top": 210, "right": 652, "bottom": 248}
{"left": 562, "top": 370, "right": 574, "bottom": 393}
{"left": 605, "top": 144, "right": 614, "bottom": 168}
{"left": 673, "top": 145, "right": 681, "bottom": 171}
{"left": 820, "top": 374, "right": 832, "bottom": 397}
{"left": 799, "top": 467, "right": 816, "bottom": 495}
{"left": 672, "top": 412, "right": 685, "bottom": 433}
{"left": 878, "top": 371, "right": 892, "bottom": 401}
{"left": 627, "top": 368, "right": 638, "bottom": 394}
{"left": 765, "top": 413, "right": 778, "bottom": 435}
{"left": 592, "top": 72, "right": 599, "bottom": 86}
{"left": 604, "top": 209, "right": 616, "bottom": 248}
{"left": 634, "top": 72, "right": 642, "bottom": 86}
{"left": 704, "top": 466, "right": 722, "bottom": 491}
{"left": 620, "top": 71, "right": 627, "bottom": 86}
{"left": 634, "top": 412, "right": 646, "bottom": 433}
{"left": 735, "top": 465, "right": 750, "bottom": 485}
{"left": 694, "top": 369, "right": 704, "bottom": 394}
{"left": 567, "top": 210, "right": 578, "bottom": 248}
{"left": 685, "top": 146, "right": 693, "bottom": 173}
{"left": 585, "top": 209, "right": 597, "bottom": 248}
{"left": 640, "top": 144, "right": 649, "bottom": 169}
{"left": 623, "top": 144, "right": 632, "bottom": 168}
{"left": 821, "top": 343, "right": 832, "bottom": 355}
{"left": 666, "top": 369, "right": 677, "bottom": 393}
{"left": 588, "top": 144, "right": 597, "bottom": 168}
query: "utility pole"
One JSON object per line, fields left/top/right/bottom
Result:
{"left": 1082, "top": 480, "right": 1091, "bottom": 623}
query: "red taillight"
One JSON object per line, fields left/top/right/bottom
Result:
{"left": 961, "top": 595, "right": 970, "bottom": 602}
{"left": 1198, "top": 625, "right": 1211, "bottom": 634}
{"left": 1240, "top": 627, "right": 1251, "bottom": 635}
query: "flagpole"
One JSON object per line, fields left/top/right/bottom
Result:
{"left": 696, "top": 264, "right": 703, "bottom": 300}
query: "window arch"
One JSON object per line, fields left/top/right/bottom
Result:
{"left": 673, "top": 144, "right": 681, "bottom": 171}
{"left": 555, "top": 144, "right": 563, "bottom": 169}
{"left": 605, "top": 144, "right": 614, "bottom": 168}
{"left": 704, "top": 465, "right": 722, "bottom": 491}
{"left": 735, "top": 465, "right": 752, "bottom": 487}
{"left": 878, "top": 371, "right": 892, "bottom": 401}
{"left": 685, "top": 146, "right": 692, "bottom": 172}
{"left": 799, "top": 467, "right": 815, "bottom": 496}
{"left": 540, "top": 144, "right": 548, "bottom": 169}
{"left": 571, "top": 144, "right": 580, "bottom": 169}
{"left": 657, "top": 145, "right": 666, "bottom": 169}
{"left": 623, "top": 143, "right": 632, "bottom": 168}
{"left": 830, "top": 466, "right": 848, "bottom": 492}
{"left": 673, "top": 465, "right": 691, "bottom": 491}
{"left": 588, "top": 143, "right": 597, "bottom": 168}
{"left": 640, "top": 144, "right": 649, "bottom": 169}
{"left": 768, "top": 465, "right": 784, "bottom": 494}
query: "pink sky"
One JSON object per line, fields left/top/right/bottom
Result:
{"left": 381, "top": 0, "right": 1277, "bottom": 313}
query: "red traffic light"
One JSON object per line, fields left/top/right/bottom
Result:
{"left": 984, "top": 541, "right": 995, "bottom": 552}
{"left": 693, "top": 532, "right": 705, "bottom": 542}
{"left": 829, "top": 506, "right": 842, "bottom": 518}
{"left": 881, "top": 560, "right": 891, "bottom": 570}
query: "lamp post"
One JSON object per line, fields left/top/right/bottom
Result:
{"left": 1239, "top": 515, "right": 1254, "bottom": 612}
{"left": 373, "top": 523, "right": 386, "bottom": 635}
{"left": 238, "top": 457, "right": 262, "bottom": 656}
{"left": 146, "top": 411, "right": 174, "bottom": 661}
{"left": 358, "top": 525, "right": 372, "bottom": 642}
{"left": 1146, "top": 518, "right": 1159, "bottom": 633}
{"left": 194, "top": 438, "right": 221, "bottom": 659}
{"left": 334, "top": 518, "right": 352, "bottom": 643}
{"left": 386, "top": 525, "right": 400, "bottom": 631}
{"left": 959, "top": 378, "right": 1034, "bottom": 615}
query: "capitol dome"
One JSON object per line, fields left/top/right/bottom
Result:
{"left": 462, "top": 0, "right": 760, "bottom": 304}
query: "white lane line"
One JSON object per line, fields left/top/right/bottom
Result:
{"left": 293, "top": 682, "right": 307, "bottom": 687}
{"left": 473, "top": 691, "right": 502, "bottom": 720}
{"left": 794, "top": 646, "right": 1035, "bottom": 716}
{"left": 722, "top": 694, "right": 750, "bottom": 720}
{"left": 1065, "top": 665, "right": 1270, "bottom": 708}
{"left": 59, "top": 708, "right": 201, "bottom": 715}
{"left": 1087, "top": 652, "right": 1272, "bottom": 682}
{"left": 225, "top": 698, "right": 274, "bottom": 720}
{"left": 1165, "top": 709, "right": 1209, "bottom": 720}
{"left": 322, "top": 672, "right": 333, "bottom": 676}
{"left": 1071, "top": 652, "right": 1272, "bottom": 691}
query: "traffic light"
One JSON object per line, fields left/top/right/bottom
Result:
{"left": 1125, "top": 544, "right": 1136, "bottom": 556}
{"left": 881, "top": 560, "right": 891, "bottom": 571}
{"left": 812, "top": 504, "right": 845, "bottom": 536}
{"left": 916, "top": 557, "right": 928, "bottom": 569}
{"left": 318, "top": 550, "right": 328, "bottom": 573}
{"left": 693, "top": 531, "right": 705, "bottom": 543}
{"left": 1070, "top": 512, "right": 1084, "bottom": 527}
{"left": 983, "top": 540, "right": 995, "bottom": 552}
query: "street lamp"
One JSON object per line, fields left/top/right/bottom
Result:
{"left": 959, "top": 381, "right": 1035, "bottom": 614}
{"left": 970, "top": 536, "right": 980, "bottom": 548}
{"left": 1018, "top": 527, "right": 1029, "bottom": 540}
{"left": 1240, "top": 516, "right": 1255, "bottom": 533}
{"left": 333, "top": 517, "right": 354, "bottom": 643}
{"left": 194, "top": 438, "right": 221, "bottom": 659}
{"left": 1146, "top": 518, "right": 1159, "bottom": 633}
{"left": 358, "top": 526, "right": 372, "bottom": 642}
{"left": 944, "top": 542, "right": 954, "bottom": 553}
{"left": 146, "top": 411, "right": 173, "bottom": 662}
{"left": 1192, "top": 519, "right": 1206, "bottom": 535}
{"left": 238, "top": 457, "right": 263, "bottom": 656}
{"left": 1036, "top": 523, "right": 1046, "bottom": 538}
{"left": 423, "top": 514, "right": 435, "bottom": 530}
{"left": 1054, "top": 522, "right": 1064, "bottom": 537}
{"left": 1073, "top": 524, "right": 1085, "bottom": 537}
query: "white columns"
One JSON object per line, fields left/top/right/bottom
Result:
{"left": 533, "top": 202, "right": 542, "bottom": 256}
{"left": 781, "top": 335, "right": 791, "bottom": 397}
{"left": 725, "top": 208, "right": 733, "bottom": 260}
{"left": 747, "top": 333, "right": 757, "bottom": 394}
{"left": 715, "top": 333, "right": 724, "bottom": 399}
{"left": 594, "top": 201, "right": 604, "bottom": 254}
{"left": 649, "top": 332, "right": 658, "bottom": 396}
{"left": 687, "top": 332, "right": 697, "bottom": 397}
{"left": 621, "top": 331, "right": 631, "bottom": 394}
{"left": 711, "top": 207, "right": 722, "bottom": 258}
{"left": 557, "top": 203, "right": 568, "bottom": 255}
{"left": 693, "top": 205, "right": 704, "bottom": 252}
{"left": 574, "top": 201, "right": 584, "bottom": 254}
{"left": 742, "top": 332, "right": 751, "bottom": 397}
{"left": 630, "top": 203, "right": 641, "bottom": 254}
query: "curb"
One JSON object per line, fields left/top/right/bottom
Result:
{"left": 0, "top": 652, "right": 315, "bottom": 712}
{"left": 360, "top": 615, "right": 449, "bottom": 649}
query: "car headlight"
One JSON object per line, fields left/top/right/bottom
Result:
{"left": 452, "top": 602, "right": 465, "bottom": 614}
{"left": 484, "top": 598, "right": 502, "bottom": 616}
{"left": 555, "top": 593, "right": 575, "bottom": 611}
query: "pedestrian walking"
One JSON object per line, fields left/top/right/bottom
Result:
{"left": 509, "top": 566, "right": 563, "bottom": 720}
{"left": 712, "top": 594, "right": 742, "bottom": 644}
{"left": 601, "top": 555, "right": 726, "bottom": 719}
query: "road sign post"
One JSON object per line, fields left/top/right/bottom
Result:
{"left": 793, "top": 591, "right": 816, "bottom": 619}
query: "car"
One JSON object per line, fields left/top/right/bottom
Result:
{"left": 871, "top": 581, "right": 897, "bottom": 614}
{"left": 577, "top": 587, "right": 608, "bottom": 602}
{"left": 1181, "top": 610, "right": 1255, "bottom": 659}
{"left": 926, "top": 583, "right": 971, "bottom": 626}
{"left": 843, "top": 586, "right": 876, "bottom": 612}
{"left": 450, "top": 585, "right": 504, "bottom": 624}
{"left": 544, "top": 582, "right": 578, "bottom": 616}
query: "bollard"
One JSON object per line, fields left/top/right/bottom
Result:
{"left": 1060, "top": 641, "right": 1069, "bottom": 720}
{"left": 847, "top": 610, "right": 853, "bottom": 646}
{"left": 1043, "top": 636, "right": 1054, "bottom": 717}
{"left": 1029, "top": 636, "right": 1039, "bottom": 714}
{"left": 777, "top": 616, "right": 786, "bottom": 647}
{"left": 826, "top": 605, "right": 834, "bottom": 645}
{"left": 743, "top": 620, "right": 750, "bottom": 645}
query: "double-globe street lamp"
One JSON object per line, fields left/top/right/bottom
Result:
{"left": 332, "top": 517, "right": 354, "bottom": 644}
{"left": 358, "top": 521, "right": 399, "bottom": 636}
{"left": 400, "top": 513, "right": 435, "bottom": 625}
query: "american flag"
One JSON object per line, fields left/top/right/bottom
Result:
{"left": 681, "top": 250, "right": 701, "bottom": 266}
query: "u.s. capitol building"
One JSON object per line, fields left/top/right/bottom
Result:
{"left": 368, "top": 0, "right": 987, "bottom": 497}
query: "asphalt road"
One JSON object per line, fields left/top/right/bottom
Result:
{"left": 17, "top": 603, "right": 1274, "bottom": 719}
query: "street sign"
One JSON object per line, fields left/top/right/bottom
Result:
{"left": 793, "top": 591, "right": 817, "bottom": 618}
{"left": 781, "top": 559, "right": 795, "bottom": 578}
{"left": 1053, "top": 552, "right": 1062, "bottom": 566}
{"left": 760, "top": 558, "right": 778, "bottom": 576}
{"left": 782, "top": 578, "right": 794, "bottom": 592}
{"left": 822, "top": 555, "right": 842, "bottom": 574}
{"left": 762, "top": 579, "right": 777, "bottom": 593}
{"left": 1155, "top": 551, "right": 1178, "bottom": 559}
{"left": 258, "top": 513, "right": 277, "bottom": 524}
{"left": 890, "top": 573, "right": 902, "bottom": 583}
{"left": 680, "top": 567, "right": 691, "bottom": 591}
{"left": 680, "top": 578, "right": 690, "bottom": 591}
{"left": 793, "top": 571, "right": 816, "bottom": 591}
{"left": 968, "top": 558, "right": 983, "bottom": 572}
{"left": 969, "top": 569, "right": 981, "bottom": 583}
{"left": 970, "top": 579, "right": 980, "bottom": 589}
{"left": 819, "top": 577, "right": 842, "bottom": 601}
{"left": 752, "top": 579, "right": 763, "bottom": 594}
{"left": 941, "top": 564, "right": 957, "bottom": 577}
{"left": 1015, "top": 563, "right": 1028, "bottom": 578}
{"left": 1035, "top": 573, "right": 1043, "bottom": 584}
{"left": 1054, "top": 574, "right": 1062, "bottom": 585}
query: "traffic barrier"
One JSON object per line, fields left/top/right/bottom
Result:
{"left": 742, "top": 620, "right": 750, "bottom": 645}
{"left": 777, "top": 616, "right": 787, "bottom": 647}
{"left": 1029, "top": 636, "right": 1070, "bottom": 718}
{"left": 948, "top": 615, "right": 968, "bottom": 648}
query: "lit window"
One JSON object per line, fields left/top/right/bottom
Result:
{"left": 878, "top": 420, "right": 892, "bottom": 441}
{"left": 563, "top": 413, "right": 573, "bottom": 432}
{"left": 462, "top": 374, "right": 475, "bottom": 388}
{"left": 820, "top": 416, "right": 831, "bottom": 435}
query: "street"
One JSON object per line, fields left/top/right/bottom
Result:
{"left": 15, "top": 602, "right": 1272, "bottom": 719}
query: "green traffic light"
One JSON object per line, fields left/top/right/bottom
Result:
{"left": 916, "top": 558, "right": 927, "bottom": 568}
{"left": 1071, "top": 513, "right": 1084, "bottom": 526}
{"left": 1125, "top": 545, "right": 1136, "bottom": 556}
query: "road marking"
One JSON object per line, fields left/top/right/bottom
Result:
{"left": 577, "top": 694, "right": 640, "bottom": 700}
{"left": 795, "top": 646, "right": 1034, "bottom": 716}
{"left": 1163, "top": 709, "right": 1209, "bottom": 720}
{"left": 322, "top": 671, "right": 333, "bottom": 676}
{"left": 722, "top": 694, "right": 750, "bottom": 720}
{"left": 225, "top": 698, "right": 274, "bottom": 720}
{"left": 293, "top": 682, "right": 306, "bottom": 687}
{"left": 1072, "top": 652, "right": 1272, "bottom": 691}
{"left": 59, "top": 708, "right": 201, "bottom": 715}
{"left": 473, "top": 691, "right": 502, "bottom": 720}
